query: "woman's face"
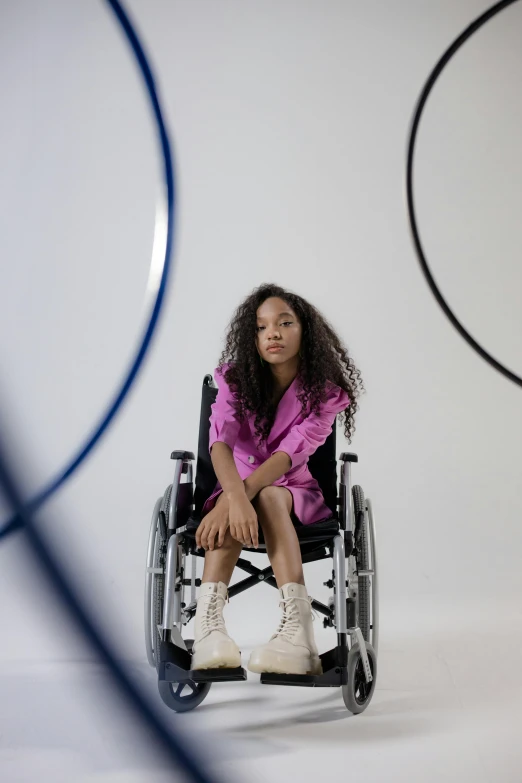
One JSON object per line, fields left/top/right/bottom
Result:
{"left": 255, "top": 297, "right": 302, "bottom": 366}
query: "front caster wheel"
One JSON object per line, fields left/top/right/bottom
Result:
{"left": 157, "top": 678, "right": 211, "bottom": 713}
{"left": 156, "top": 639, "right": 212, "bottom": 713}
{"left": 342, "top": 642, "right": 377, "bottom": 714}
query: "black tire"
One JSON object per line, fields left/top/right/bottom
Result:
{"left": 342, "top": 642, "right": 377, "bottom": 714}
{"left": 157, "top": 679, "right": 211, "bottom": 713}
{"left": 352, "top": 485, "right": 370, "bottom": 642}
{"left": 157, "top": 640, "right": 211, "bottom": 713}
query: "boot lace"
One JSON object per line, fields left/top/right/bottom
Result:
{"left": 271, "top": 595, "right": 316, "bottom": 643}
{"left": 200, "top": 593, "right": 227, "bottom": 638}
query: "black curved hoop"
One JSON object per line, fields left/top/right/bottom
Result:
{"left": 406, "top": 0, "right": 522, "bottom": 388}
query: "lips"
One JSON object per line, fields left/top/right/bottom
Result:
{"left": 267, "top": 345, "right": 283, "bottom": 352}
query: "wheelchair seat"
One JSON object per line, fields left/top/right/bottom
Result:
{"left": 185, "top": 512, "right": 341, "bottom": 549}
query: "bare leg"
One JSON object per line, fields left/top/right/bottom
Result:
{"left": 193, "top": 492, "right": 243, "bottom": 670}
{"left": 247, "top": 487, "right": 321, "bottom": 675}
{"left": 201, "top": 493, "right": 243, "bottom": 585}
{"left": 254, "top": 486, "right": 305, "bottom": 587}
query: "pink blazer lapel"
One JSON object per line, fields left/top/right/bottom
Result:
{"left": 266, "top": 375, "right": 303, "bottom": 447}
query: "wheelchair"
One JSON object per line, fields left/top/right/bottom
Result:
{"left": 144, "top": 372, "right": 379, "bottom": 714}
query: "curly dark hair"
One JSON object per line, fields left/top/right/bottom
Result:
{"left": 216, "top": 283, "right": 365, "bottom": 446}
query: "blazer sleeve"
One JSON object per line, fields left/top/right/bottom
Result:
{"left": 274, "top": 384, "right": 350, "bottom": 470}
{"left": 208, "top": 364, "right": 241, "bottom": 453}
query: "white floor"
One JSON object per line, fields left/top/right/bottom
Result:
{"left": 1, "top": 600, "right": 521, "bottom": 783}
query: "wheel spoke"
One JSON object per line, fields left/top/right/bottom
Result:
{"left": 354, "top": 654, "right": 374, "bottom": 704}
{"left": 172, "top": 679, "right": 201, "bottom": 701}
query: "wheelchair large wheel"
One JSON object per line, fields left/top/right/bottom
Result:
{"left": 352, "top": 485, "right": 370, "bottom": 642}
{"left": 151, "top": 485, "right": 171, "bottom": 671}
{"left": 144, "top": 496, "right": 162, "bottom": 667}
{"left": 148, "top": 486, "right": 212, "bottom": 713}
{"left": 342, "top": 642, "right": 377, "bottom": 714}
{"left": 342, "top": 486, "right": 379, "bottom": 714}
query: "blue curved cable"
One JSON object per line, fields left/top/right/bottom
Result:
{"left": 0, "top": 1, "right": 221, "bottom": 781}
{"left": 0, "top": 0, "right": 172, "bottom": 540}
{"left": 0, "top": 432, "right": 219, "bottom": 783}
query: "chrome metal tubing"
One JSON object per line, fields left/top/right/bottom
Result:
{"left": 366, "top": 497, "right": 379, "bottom": 656}
{"left": 332, "top": 533, "right": 347, "bottom": 633}
{"left": 144, "top": 496, "right": 162, "bottom": 667}
{"left": 161, "top": 533, "right": 179, "bottom": 634}
{"left": 167, "top": 459, "right": 184, "bottom": 530}
{"left": 340, "top": 461, "right": 353, "bottom": 533}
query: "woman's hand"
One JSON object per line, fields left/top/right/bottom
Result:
{"left": 196, "top": 496, "right": 231, "bottom": 551}
{"left": 228, "top": 491, "right": 259, "bottom": 549}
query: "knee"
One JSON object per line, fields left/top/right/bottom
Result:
{"left": 255, "top": 486, "right": 292, "bottom": 526}
{"left": 257, "top": 485, "right": 285, "bottom": 508}
{"left": 203, "top": 528, "right": 241, "bottom": 554}
{"left": 221, "top": 527, "right": 242, "bottom": 549}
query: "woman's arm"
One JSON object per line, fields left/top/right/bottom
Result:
{"left": 274, "top": 385, "right": 350, "bottom": 471}
{"left": 243, "top": 452, "right": 291, "bottom": 501}
{"left": 211, "top": 443, "right": 291, "bottom": 502}
{"left": 208, "top": 366, "right": 348, "bottom": 507}
{"left": 205, "top": 441, "right": 259, "bottom": 549}
{"left": 208, "top": 365, "right": 291, "bottom": 502}
{"left": 242, "top": 385, "right": 350, "bottom": 500}
{"left": 210, "top": 441, "right": 246, "bottom": 498}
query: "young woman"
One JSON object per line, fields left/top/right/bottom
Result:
{"left": 192, "top": 283, "right": 364, "bottom": 675}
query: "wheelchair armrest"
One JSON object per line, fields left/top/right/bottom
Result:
{"left": 339, "top": 452, "right": 358, "bottom": 463}
{"left": 170, "top": 450, "right": 195, "bottom": 461}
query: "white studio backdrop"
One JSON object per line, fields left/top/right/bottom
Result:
{"left": 0, "top": 0, "right": 521, "bottom": 669}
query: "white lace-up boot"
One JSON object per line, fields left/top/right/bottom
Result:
{"left": 191, "top": 581, "right": 241, "bottom": 670}
{"left": 248, "top": 582, "right": 322, "bottom": 675}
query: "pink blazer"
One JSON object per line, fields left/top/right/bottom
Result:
{"left": 201, "top": 363, "right": 350, "bottom": 525}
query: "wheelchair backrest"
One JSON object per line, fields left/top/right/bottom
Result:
{"left": 193, "top": 373, "right": 338, "bottom": 518}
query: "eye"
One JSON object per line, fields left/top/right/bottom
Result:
{"left": 256, "top": 322, "right": 292, "bottom": 332}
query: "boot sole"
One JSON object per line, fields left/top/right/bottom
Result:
{"left": 248, "top": 654, "right": 322, "bottom": 676}
{"left": 191, "top": 653, "right": 242, "bottom": 671}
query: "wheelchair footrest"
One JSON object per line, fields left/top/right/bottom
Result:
{"left": 190, "top": 667, "right": 247, "bottom": 683}
{"left": 260, "top": 666, "right": 344, "bottom": 688}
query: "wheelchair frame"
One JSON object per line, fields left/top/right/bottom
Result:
{"left": 144, "top": 380, "right": 379, "bottom": 714}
